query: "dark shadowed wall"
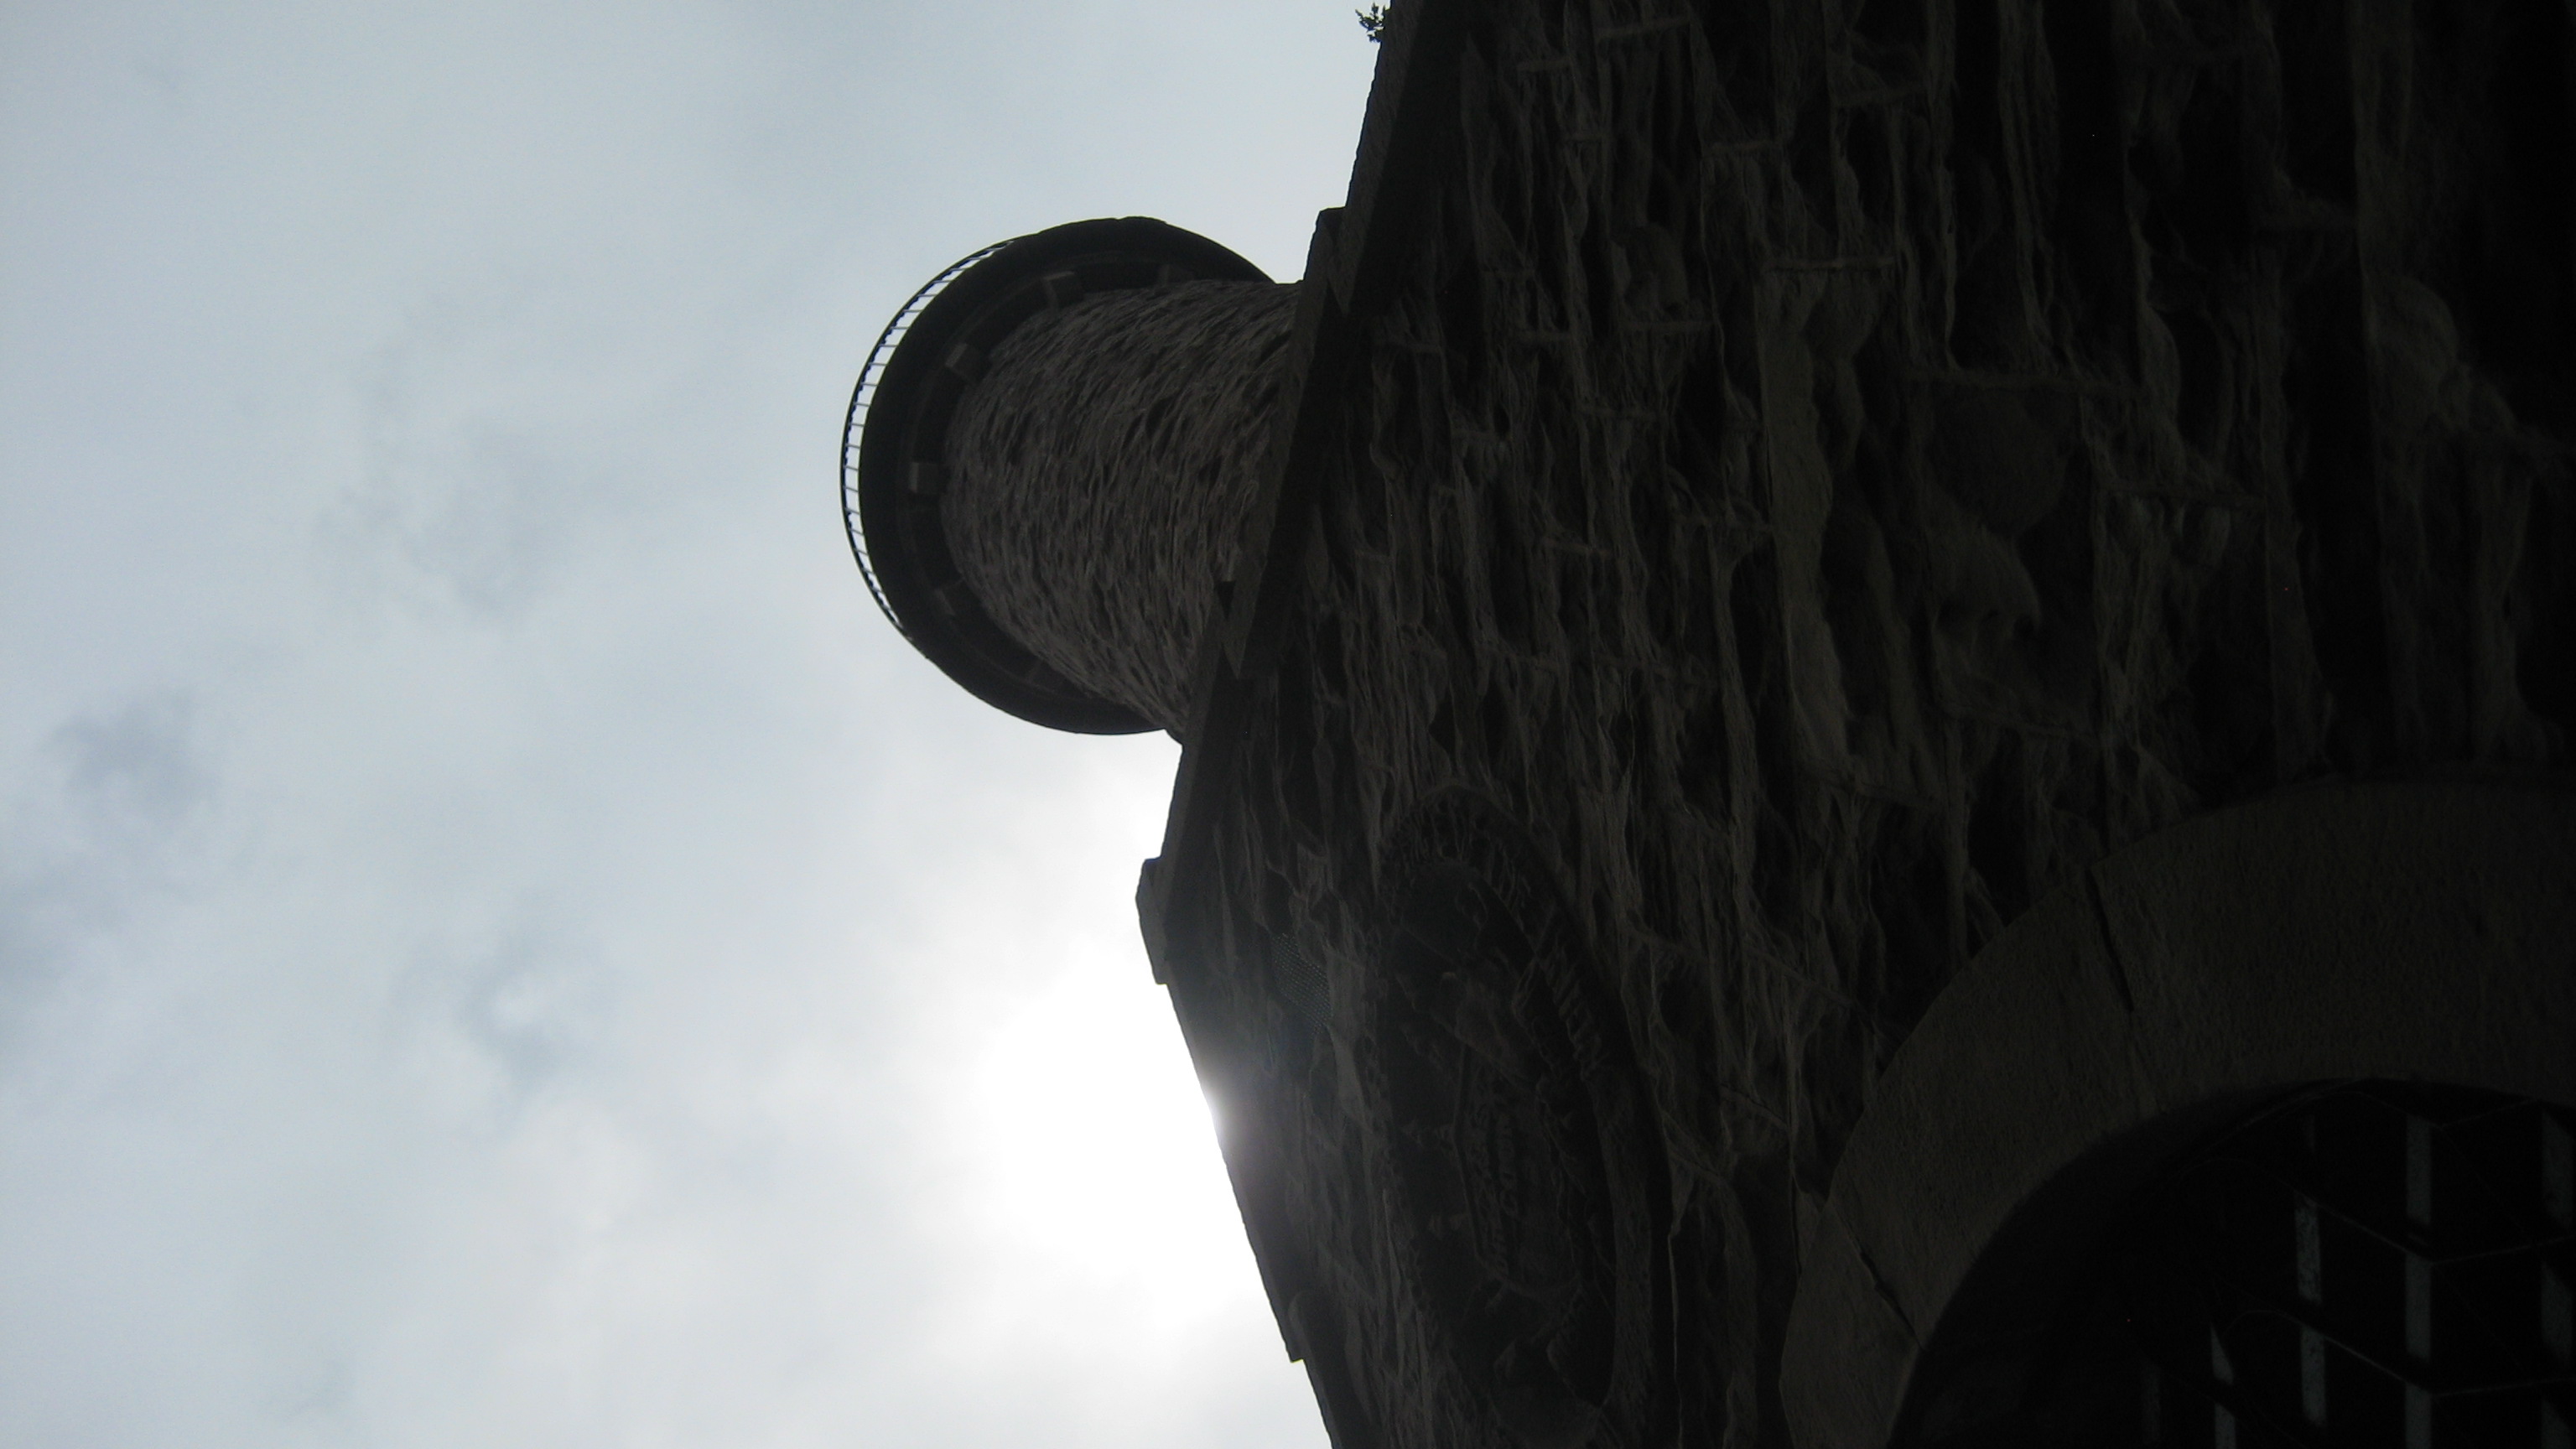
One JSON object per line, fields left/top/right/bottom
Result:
{"left": 1125, "top": 1, "right": 2575, "bottom": 1446}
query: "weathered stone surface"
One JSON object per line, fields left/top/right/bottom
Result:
{"left": 1139, "top": 2, "right": 2573, "bottom": 1446}
{"left": 944, "top": 280, "right": 1299, "bottom": 730}
{"left": 862, "top": 0, "right": 2574, "bottom": 1443}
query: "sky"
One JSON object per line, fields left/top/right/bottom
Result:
{"left": 0, "top": 3, "right": 1376, "bottom": 1445}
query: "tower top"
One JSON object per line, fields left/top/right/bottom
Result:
{"left": 842, "top": 217, "right": 1272, "bottom": 733}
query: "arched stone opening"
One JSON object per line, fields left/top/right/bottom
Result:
{"left": 1903, "top": 1080, "right": 2574, "bottom": 1446}
{"left": 1780, "top": 778, "right": 2576, "bottom": 1449}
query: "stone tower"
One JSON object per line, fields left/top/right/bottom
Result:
{"left": 848, "top": 4, "right": 2576, "bottom": 1447}
{"left": 846, "top": 216, "right": 1296, "bottom": 733}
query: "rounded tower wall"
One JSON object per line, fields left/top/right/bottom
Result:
{"left": 943, "top": 279, "right": 1296, "bottom": 730}
{"left": 846, "top": 217, "right": 1290, "bottom": 735}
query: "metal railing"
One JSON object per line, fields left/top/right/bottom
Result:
{"left": 840, "top": 237, "right": 1019, "bottom": 637}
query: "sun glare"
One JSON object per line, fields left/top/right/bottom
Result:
{"left": 955, "top": 950, "right": 1246, "bottom": 1306}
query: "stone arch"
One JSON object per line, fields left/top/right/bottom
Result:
{"left": 1355, "top": 789, "right": 1674, "bottom": 1449}
{"left": 1779, "top": 777, "right": 2576, "bottom": 1449}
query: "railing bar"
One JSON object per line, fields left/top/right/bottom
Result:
{"left": 2134, "top": 1241, "right": 2566, "bottom": 1397}
{"left": 841, "top": 237, "right": 1021, "bottom": 636}
{"left": 2127, "top": 1334, "right": 2336, "bottom": 1449}
{"left": 2170, "top": 1155, "right": 2576, "bottom": 1266}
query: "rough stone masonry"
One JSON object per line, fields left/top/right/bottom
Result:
{"left": 852, "top": 0, "right": 2576, "bottom": 1445}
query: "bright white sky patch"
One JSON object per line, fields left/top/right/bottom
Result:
{"left": 0, "top": 3, "right": 1374, "bottom": 1445}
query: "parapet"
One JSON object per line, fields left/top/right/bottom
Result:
{"left": 843, "top": 217, "right": 1296, "bottom": 734}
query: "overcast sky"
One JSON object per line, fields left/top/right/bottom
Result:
{"left": 0, "top": 3, "right": 1374, "bottom": 1444}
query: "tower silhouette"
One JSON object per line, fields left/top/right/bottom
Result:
{"left": 847, "top": 217, "right": 1291, "bottom": 732}
{"left": 848, "top": 4, "right": 2576, "bottom": 1446}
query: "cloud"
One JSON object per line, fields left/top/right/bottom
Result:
{"left": 49, "top": 690, "right": 210, "bottom": 826}
{"left": 0, "top": 692, "right": 212, "bottom": 1030}
{"left": 0, "top": 2, "right": 1372, "bottom": 1445}
{"left": 358, "top": 422, "right": 583, "bottom": 624}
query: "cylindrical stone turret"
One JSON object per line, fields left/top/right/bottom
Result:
{"left": 844, "top": 217, "right": 1297, "bottom": 735}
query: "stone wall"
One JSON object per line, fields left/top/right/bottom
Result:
{"left": 1147, "top": 2, "right": 2573, "bottom": 1446}
{"left": 944, "top": 280, "right": 1299, "bottom": 730}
